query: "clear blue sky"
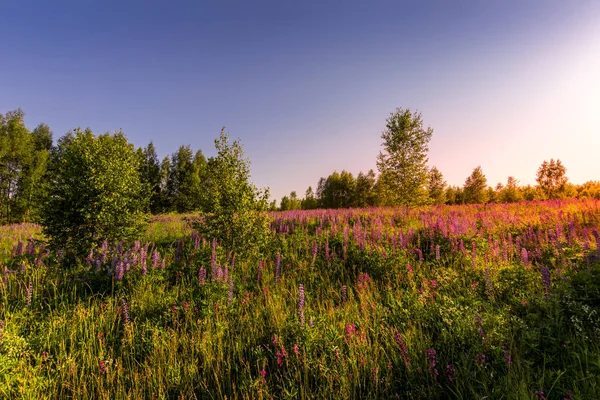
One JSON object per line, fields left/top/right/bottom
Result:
{"left": 1, "top": 0, "right": 599, "bottom": 202}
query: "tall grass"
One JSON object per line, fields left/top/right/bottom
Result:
{"left": 1, "top": 199, "right": 599, "bottom": 398}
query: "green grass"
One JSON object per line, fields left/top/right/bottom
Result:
{"left": 1, "top": 200, "right": 600, "bottom": 399}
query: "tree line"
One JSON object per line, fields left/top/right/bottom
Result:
{"left": 2, "top": 108, "right": 270, "bottom": 259}
{"left": 0, "top": 108, "right": 268, "bottom": 224}
{"left": 2, "top": 107, "right": 600, "bottom": 226}
{"left": 279, "top": 109, "right": 599, "bottom": 210}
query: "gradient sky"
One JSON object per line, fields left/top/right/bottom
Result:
{"left": 1, "top": 0, "right": 599, "bottom": 202}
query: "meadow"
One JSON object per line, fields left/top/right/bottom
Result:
{"left": 1, "top": 199, "right": 600, "bottom": 399}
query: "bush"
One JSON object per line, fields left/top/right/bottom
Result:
{"left": 41, "top": 128, "right": 147, "bottom": 258}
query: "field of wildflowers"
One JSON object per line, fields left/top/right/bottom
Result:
{"left": 1, "top": 199, "right": 600, "bottom": 399}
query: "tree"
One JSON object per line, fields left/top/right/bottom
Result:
{"left": 0, "top": 109, "right": 34, "bottom": 223}
{"left": 158, "top": 156, "right": 172, "bottom": 212}
{"left": 31, "top": 123, "right": 53, "bottom": 151}
{"left": 354, "top": 169, "right": 377, "bottom": 207}
{"left": 376, "top": 108, "right": 432, "bottom": 206}
{"left": 536, "top": 159, "right": 568, "bottom": 199}
{"left": 193, "top": 129, "right": 270, "bottom": 260}
{"left": 301, "top": 186, "right": 319, "bottom": 210}
{"left": 427, "top": 166, "right": 446, "bottom": 205}
{"left": 463, "top": 166, "right": 488, "bottom": 204}
{"left": 140, "top": 142, "right": 162, "bottom": 213}
{"left": 498, "top": 176, "right": 522, "bottom": 203}
{"left": 41, "top": 128, "right": 147, "bottom": 257}
{"left": 317, "top": 170, "right": 356, "bottom": 209}
{"left": 280, "top": 191, "right": 301, "bottom": 210}
{"left": 166, "top": 145, "right": 202, "bottom": 213}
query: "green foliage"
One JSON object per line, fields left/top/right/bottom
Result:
{"left": 317, "top": 170, "right": 357, "bottom": 209}
{"left": 41, "top": 128, "right": 148, "bottom": 257}
{"left": 139, "top": 142, "right": 162, "bottom": 214}
{"left": 354, "top": 169, "right": 378, "bottom": 207}
{"left": 498, "top": 176, "right": 522, "bottom": 203}
{"left": 166, "top": 145, "right": 204, "bottom": 213}
{"left": 427, "top": 166, "right": 447, "bottom": 205}
{"left": 280, "top": 191, "right": 302, "bottom": 211}
{"left": 537, "top": 159, "right": 568, "bottom": 199}
{"left": 376, "top": 108, "right": 432, "bottom": 207}
{"left": 301, "top": 186, "right": 319, "bottom": 210}
{"left": 193, "top": 129, "right": 270, "bottom": 260}
{"left": 463, "top": 166, "right": 489, "bottom": 204}
{"left": 158, "top": 156, "right": 172, "bottom": 212}
{"left": 0, "top": 110, "right": 33, "bottom": 223}
{"left": 3, "top": 200, "right": 600, "bottom": 399}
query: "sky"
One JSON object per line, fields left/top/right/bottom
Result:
{"left": 1, "top": 0, "right": 599, "bottom": 202}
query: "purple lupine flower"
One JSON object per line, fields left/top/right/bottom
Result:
{"left": 521, "top": 248, "right": 529, "bottom": 267}
{"left": 27, "top": 240, "right": 36, "bottom": 256}
{"left": 275, "top": 253, "right": 281, "bottom": 284}
{"left": 446, "top": 363, "right": 455, "bottom": 382}
{"left": 14, "top": 241, "right": 25, "bottom": 257}
{"left": 175, "top": 239, "right": 182, "bottom": 263}
{"left": 394, "top": 330, "right": 410, "bottom": 367}
{"left": 192, "top": 231, "right": 201, "bottom": 249}
{"left": 298, "top": 284, "right": 305, "bottom": 325}
{"left": 100, "top": 240, "right": 108, "bottom": 264}
{"left": 541, "top": 266, "right": 551, "bottom": 298}
{"left": 426, "top": 348, "right": 438, "bottom": 375}
{"left": 341, "top": 285, "right": 347, "bottom": 303}
{"left": 35, "top": 244, "right": 46, "bottom": 267}
{"left": 115, "top": 261, "right": 124, "bottom": 281}
{"left": 459, "top": 239, "right": 466, "bottom": 255}
{"left": 435, "top": 245, "right": 441, "bottom": 261}
{"left": 140, "top": 247, "right": 147, "bottom": 275}
{"left": 120, "top": 297, "right": 130, "bottom": 324}
{"left": 140, "top": 244, "right": 148, "bottom": 269}
{"left": 414, "top": 248, "right": 423, "bottom": 262}
{"left": 311, "top": 242, "right": 318, "bottom": 263}
{"left": 471, "top": 242, "right": 477, "bottom": 270}
{"left": 151, "top": 250, "right": 160, "bottom": 269}
{"left": 228, "top": 277, "right": 234, "bottom": 304}
{"left": 198, "top": 267, "right": 206, "bottom": 286}
{"left": 25, "top": 282, "right": 33, "bottom": 308}
{"left": 223, "top": 266, "right": 229, "bottom": 284}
